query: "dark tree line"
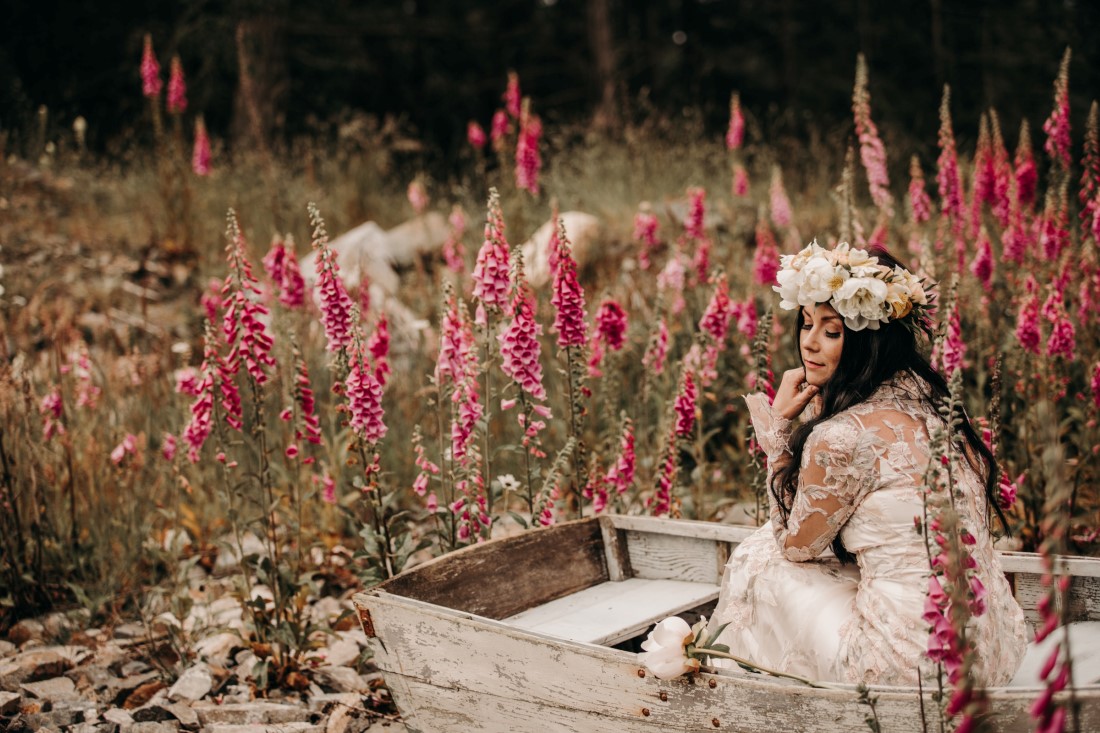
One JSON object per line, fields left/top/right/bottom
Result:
{"left": 1, "top": 0, "right": 1097, "bottom": 160}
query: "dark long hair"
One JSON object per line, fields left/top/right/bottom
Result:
{"left": 770, "top": 249, "right": 1007, "bottom": 563}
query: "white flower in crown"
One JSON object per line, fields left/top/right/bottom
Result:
{"left": 798, "top": 256, "right": 849, "bottom": 306}
{"left": 773, "top": 240, "right": 928, "bottom": 331}
{"left": 775, "top": 239, "right": 827, "bottom": 310}
{"left": 833, "top": 275, "right": 890, "bottom": 330}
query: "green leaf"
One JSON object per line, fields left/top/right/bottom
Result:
{"left": 507, "top": 511, "right": 529, "bottom": 529}
{"left": 701, "top": 622, "right": 731, "bottom": 649}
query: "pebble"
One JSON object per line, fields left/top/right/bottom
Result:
{"left": 166, "top": 663, "right": 212, "bottom": 703}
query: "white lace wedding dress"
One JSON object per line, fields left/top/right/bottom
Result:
{"left": 711, "top": 375, "right": 1027, "bottom": 685}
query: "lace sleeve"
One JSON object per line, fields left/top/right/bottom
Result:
{"left": 744, "top": 393, "right": 792, "bottom": 461}
{"left": 774, "top": 418, "right": 881, "bottom": 562}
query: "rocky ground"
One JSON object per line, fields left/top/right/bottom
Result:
{"left": 0, "top": 587, "right": 406, "bottom": 733}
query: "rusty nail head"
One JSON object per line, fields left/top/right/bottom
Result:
{"left": 642, "top": 708, "right": 651, "bottom": 717}
{"left": 708, "top": 678, "right": 717, "bottom": 688}
{"left": 712, "top": 718, "right": 720, "bottom": 727}
{"left": 637, "top": 669, "right": 646, "bottom": 678}
{"left": 659, "top": 691, "right": 668, "bottom": 701}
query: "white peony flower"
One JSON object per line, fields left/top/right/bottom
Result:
{"left": 799, "top": 257, "right": 849, "bottom": 305}
{"left": 773, "top": 266, "right": 805, "bottom": 311}
{"left": 639, "top": 617, "right": 700, "bottom": 680}
{"left": 833, "top": 276, "right": 890, "bottom": 330}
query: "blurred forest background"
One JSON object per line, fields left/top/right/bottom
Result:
{"left": 2, "top": 0, "right": 1099, "bottom": 163}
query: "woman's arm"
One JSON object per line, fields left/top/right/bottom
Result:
{"left": 773, "top": 420, "right": 880, "bottom": 562}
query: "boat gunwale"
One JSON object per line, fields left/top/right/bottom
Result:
{"left": 357, "top": 587, "right": 1100, "bottom": 700}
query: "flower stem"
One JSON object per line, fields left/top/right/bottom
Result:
{"left": 699, "top": 649, "right": 843, "bottom": 690}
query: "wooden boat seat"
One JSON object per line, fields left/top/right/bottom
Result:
{"left": 503, "top": 576, "right": 720, "bottom": 646}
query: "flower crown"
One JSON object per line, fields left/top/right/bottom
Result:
{"left": 773, "top": 240, "right": 931, "bottom": 331}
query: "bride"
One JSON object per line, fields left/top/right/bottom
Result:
{"left": 711, "top": 241, "right": 1026, "bottom": 685}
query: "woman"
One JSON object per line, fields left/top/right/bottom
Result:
{"left": 711, "top": 240, "right": 1026, "bottom": 686}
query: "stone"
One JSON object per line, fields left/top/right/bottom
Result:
{"left": 8, "top": 619, "right": 46, "bottom": 646}
{"left": 69, "top": 723, "right": 102, "bottom": 733}
{"left": 131, "top": 704, "right": 173, "bottom": 723}
{"left": 521, "top": 211, "right": 603, "bottom": 288}
{"left": 309, "top": 597, "right": 344, "bottom": 627}
{"left": 112, "top": 623, "right": 146, "bottom": 640}
{"left": 310, "top": 666, "right": 365, "bottom": 694}
{"left": 183, "top": 597, "right": 243, "bottom": 634}
{"left": 41, "top": 610, "right": 90, "bottom": 639}
{"left": 204, "top": 725, "right": 323, "bottom": 733}
{"left": 166, "top": 663, "right": 211, "bottom": 703}
{"left": 103, "top": 708, "right": 135, "bottom": 725}
{"left": 20, "top": 676, "right": 78, "bottom": 701}
{"left": 119, "top": 661, "right": 153, "bottom": 678}
{"left": 0, "top": 648, "right": 78, "bottom": 691}
{"left": 160, "top": 702, "right": 199, "bottom": 729}
{"left": 212, "top": 532, "right": 268, "bottom": 574}
{"left": 0, "top": 690, "right": 20, "bottom": 714}
{"left": 308, "top": 692, "right": 361, "bottom": 733}
{"left": 121, "top": 722, "right": 180, "bottom": 733}
{"left": 316, "top": 638, "right": 359, "bottom": 669}
{"left": 121, "top": 680, "right": 166, "bottom": 710}
{"left": 191, "top": 632, "right": 240, "bottom": 663}
{"left": 193, "top": 701, "right": 312, "bottom": 725}
{"left": 106, "top": 671, "right": 160, "bottom": 705}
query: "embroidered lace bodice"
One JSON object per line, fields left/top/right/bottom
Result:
{"left": 711, "top": 374, "right": 1027, "bottom": 686}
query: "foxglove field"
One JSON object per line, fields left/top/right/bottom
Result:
{"left": 1, "top": 38, "right": 1098, "bottom": 730}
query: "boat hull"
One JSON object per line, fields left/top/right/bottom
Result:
{"left": 354, "top": 516, "right": 1100, "bottom": 732}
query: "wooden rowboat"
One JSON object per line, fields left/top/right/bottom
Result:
{"left": 352, "top": 515, "right": 1100, "bottom": 732}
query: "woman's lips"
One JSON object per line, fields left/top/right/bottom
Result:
{"left": 805, "top": 360, "right": 824, "bottom": 369}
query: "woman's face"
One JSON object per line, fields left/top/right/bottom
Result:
{"left": 800, "top": 303, "right": 845, "bottom": 387}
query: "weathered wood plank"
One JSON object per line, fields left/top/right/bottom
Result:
{"left": 999, "top": 552, "right": 1100, "bottom": 577}
{"left": 598, "top": 515, "right": 633, "bottom": 582}
{"left": 624, "top": 530, "right": 723, "bottom": 583}
{"left": 1015, "top": 572, "right": 1100, "bottom": 626}
{"left": 609, "top": 515, "right": 756, "bottom": 544}
{"left": 355, "top": 591, "right": 1100, "bottom": 733}
{"left": 504, "top": 577, "right": 719, "bottom": 646}
{"left": 381, "top": 519, "right": 608, "bottom": 619}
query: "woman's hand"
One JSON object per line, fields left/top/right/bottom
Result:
{"left": 771, "top": 368, "right": 820, "bottom": 421}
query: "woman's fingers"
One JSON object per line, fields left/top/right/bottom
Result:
{"left": 772, "top": 368, "right": 818, "bottom": 420}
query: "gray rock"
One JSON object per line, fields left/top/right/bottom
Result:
{"left": 212, "top": 532, "right": 267, "bottom": 573}
{"left": 166, "top": 664, "right": 211, "bottom": 703}
{"left": 69, "top": 723, "right": 103, "bottom": 733}
{"left": 112, "top": 623, "right": 145, "bottom": 640}
{"left": 192, "top": 701, "right": 311, "bottom": 725}
{"left": 0, "top": 648, "right": 82, "bottom": 691}
{"left": 204, "top": 725, "right": 323, "bottom": 733}
{"left": 0, "top": 689, "right": 20, "bottom": 714}
{"left": 8, "top": 618, "right": 46, "bottom": 646}
{"left": 121, "top": 722, "right": 180, "bottom": 733}
{"left": 104, "top": 671, "right": 160, "bottom": 705}
{"left": 310, "top": 667, "right": 366, "bottom": 694}
{"left": 191, "top": 632, "right": 239, "bottom": 663}
{"left": 309, "top": 692, "right": 363, "bottom": 733}
{"left": 103, "top": 708, "right": 135, "bottom": 725}
{"left": 309, "top": 597, "right": 344, "bottom": 626}
{"left": 20, "top": 676, "right": 78, "bottom": 701}
{"left": 317, "top": 638, "right": 359, "bottom": 669}
{"left": 160, "top": 702, "right": 199, "bottom": 729}
{"left": 119, "top": 661, "right": 153, "bottom": 677}
{"left": 41, "top": 610, "right": 90, "bottom": 639}
{"left": 131, "top": 705, "right": 173, "bottom": 723}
